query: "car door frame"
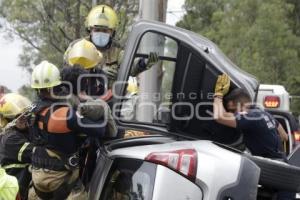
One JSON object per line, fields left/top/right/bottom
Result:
{"left": 113, "top": 20, "right": 258, "bottom": 139}
{"left": 88, "top": 150, "right": 113, "bottom": 200}
{"left": 273, "top": 114, "right": 293, "bottom": 154}
{"left": 266, "top": 109, "right": 298, "bottom": 154}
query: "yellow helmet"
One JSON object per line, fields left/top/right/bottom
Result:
{"left": 85, "top": 5, "right": 118, "bottom": 30}
{"left": 31, "top": 61, "right": 61, "bottom": 89}
{"left": 0, "top": 93, "right": 31, "bottom": 119}
{"left": 67, "top": 39, "right": 103, "bottom": 69}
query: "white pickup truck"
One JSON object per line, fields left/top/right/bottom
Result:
{"left": 257, "top": 84, "right": 300, "bottom": 154}
{"left": 257, "top": 84, "right": 290, "bottom": 111}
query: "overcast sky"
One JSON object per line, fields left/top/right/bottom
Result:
{"left": 0, "top": 0, "right": 185, "bottom": 92}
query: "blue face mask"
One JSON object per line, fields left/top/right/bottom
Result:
{"left": 91, "top": 32, "right": 110, "bottom": 48}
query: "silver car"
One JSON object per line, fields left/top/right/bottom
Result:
{"left": 88, "top": 20, "right": 300, "bottom": 199}
{"left": 89, "top": 136, "right": 260, "bottom": 200}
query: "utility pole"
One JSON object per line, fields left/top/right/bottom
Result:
{"left": 92, "top": 0, "right": 97, "bottom": 6}
{"left": 137, "top": 0, "right": 168, "bottom": 122}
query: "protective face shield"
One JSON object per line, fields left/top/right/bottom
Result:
{"left": 66, "top": 39, "right": 103, "bottom": 69}
{"left": 91, "top": 32, "right": 111, "bottom": 48}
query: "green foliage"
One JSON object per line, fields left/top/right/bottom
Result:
{"left": 177, "top": 0, "right": 225, "bottom": 35}
{"left": 0, "top": 0, "right": 89, "bottom": 68}
{"left": 177, "top": 0, "right": 300, "bottom": 114}
{"left": 18, "top": 85, "right": 36, "bottom": 101}
{"left": 0, "top": 85, "right": 12, "bottom": 94}
{"left": 0, "top": 0, "right": 139, "bottom": 70}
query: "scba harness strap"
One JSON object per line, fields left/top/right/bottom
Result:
{"left": 32, "top": 147, "right": 79, "bottom": 171}
{"left": 29, "top": 101, "right": 54, "bottom": 146}
{"left": 35, "top": 104, "right": 65, "bottom": 147}
{"left": 27, "top": 100, "right": 84, "bottom": 200}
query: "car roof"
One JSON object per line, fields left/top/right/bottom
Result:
{"left": 259, "top": 84, "right": 289, "bottom": 95}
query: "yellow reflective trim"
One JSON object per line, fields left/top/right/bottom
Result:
{"left": 18, "top": 142, "right": 30, "bottom": 162}
{"left": 78, "top": 133, "right": 87, "bottom": 137}
{"left": 2, "top": 163, "right": 29, "bottom": 169}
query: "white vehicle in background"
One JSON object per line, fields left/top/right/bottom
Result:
{"left": 257, "top": 84, "right": 290, "bottom": 111}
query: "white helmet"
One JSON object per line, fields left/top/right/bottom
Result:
{"left": 31, "top": 61, "right": 61, "bottom": 89}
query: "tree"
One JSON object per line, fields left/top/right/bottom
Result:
{"left": 0, "top": 85, "right": 11, "bottom": 95}
{"left": 176, "top": 0, "right": 225, "bottom": 36}
{"left": 287, "top": 0, "right": 300, "bottom": 37}
{"left": 0, "top": 0, "right": 139, "bottom": 70}
{"left": 177, "top": 0, "right": 300, "bottom": 114}
{"left": 18, "top": 85, "right": 36, "bottom": 101}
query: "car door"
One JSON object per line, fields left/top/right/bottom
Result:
{"left": 91, "top": 157, "right": 157, "bottom": 200}
{"left": 267, "top": 109, "right": 299, "bottom": 155}
{"left": 88, "top": 149, "right": 113, "bottom": 200}
{"left": 113, "top": 20, "right": 258, "bottom": 143}
{"left": 169, "top": 45, "right": 245, "bottom": 145}
{"left": 114, "top": 25, "right": 181, "bottom": 137}
{"left": 273, "top": 114, "right": 293, "bottom": 154}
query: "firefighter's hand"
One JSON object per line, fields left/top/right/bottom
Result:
{"left": 79, "top": 99, "right": 107, "bottom": 121}
{"left": 215, "top": 74, "right": 230, "bottom": 97}
{"left": 79, "top": 99, "right": 117, "bottom": 137}
{"left": 103, "top": 66, "right": 118, "bottom": 81}
{"left": 145, "top": 52, "right": 159, "bottom": 70}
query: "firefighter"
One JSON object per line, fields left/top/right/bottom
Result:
{"left": 213, "top": 74, "right": 286, "bottom": 159}
{"left": 64, "top": 4, "right": 159, "bottom": 100}
{"left": 0, "top": 167, "right": 19, "bottom": 200}
{"left": 61, "top": 64, "right": 118, "bottom": 186}
{"left": 28, "top": 61, "right": 107, "bottom": 200}
{"left": 213, "top": 74, "right": 294, "bottom": 199}
{"left": 0, "top": 93, "right": 34, "bottom": 199}
{"left": 62, "top": 39, "right": 117, "bottom": 136}
{"left": 64, "top": 39, "right": 107, "bottom": 102}
{"left": 63, "top": 40, "right": 119, "bottom": 186}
